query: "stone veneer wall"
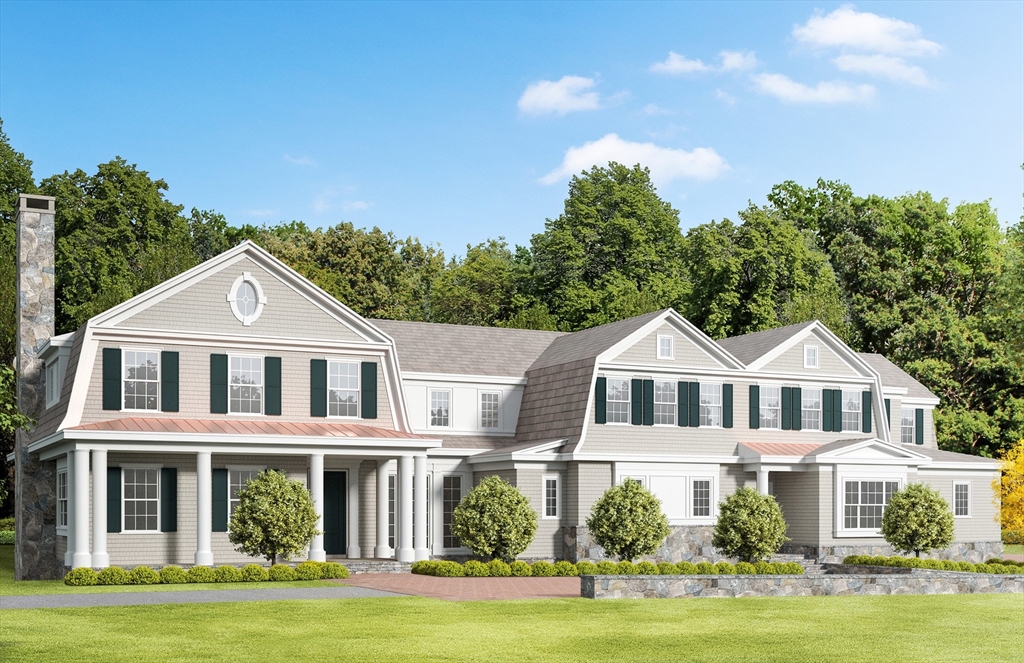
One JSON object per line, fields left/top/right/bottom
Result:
{"left": 781, "top": 541, "right": 1004, "bottom": 564}
{"left": 564, "top": 526, "right": 727, "bottom": 564}
{"left": 583, "top": 572, "right": 1024, "bottom": 599}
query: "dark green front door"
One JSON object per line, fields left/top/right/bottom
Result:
{"left": 324, "top": 471, "right": 346, "bottom": 555}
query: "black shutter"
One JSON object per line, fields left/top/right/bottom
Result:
{"left": 677, "top": 381, "right": 688, "bottom": 427}
{"left": 210, "top": 354, "right": 228, "bottom": 414}
{"left": 212, "top": 468, "right": 229, "bottom": 532}
{"left": 749, "top": 385, "right": 760, "bottom": 429}
{"left": 595, "top": 377, "right": 607, "bottom": 424}
{"left": 915, "top": 409, "right": 924, "bottom": 445}
{"left": 885, "top": 399, "right": 891, "bottom": 429}
{"left": 722, "top": 384, "right": 733, "bottom": 428}
{"left": 160, "top": 468, "right": 177, "bottom": 533}
{"left": 833, "top": 390, "right": 843, "bottom": 432}
{"left": 642, "top": 380, "right": 654, "bottom": 426}
{"left": 631, "top": 379, "right": 643, "bottom": 426}
{"left": 310, "top": 359, "right": 327, "bottom": 417}
{"left": 862, "top": 391, "right": 872, "bottom": 433}
{"left": 688, "top": 381, "right": 699, "bottom": 428}
{"left": 822, "top": 388, "right": 833, "bottom": 432}
{"left": 792, "top": 386, "right": 802, "bottom": 431}
{"left": 102, "top": 348, "right": 121, "bottom": 410}
{"left": 781, "top": 387, "right": 792, "bottom": 430}
{"left": 160, "top": 351, "right": 179, "bottom": 412}
{"left": 264, "top": 356, "right": 282, "bottom": 416}
{"left": 361, "top": 361, "right": 378, "bottom": 419}
{"left": 107, "top": 467, "right": 121, "bottom": 533}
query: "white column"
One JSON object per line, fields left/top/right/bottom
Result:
{"left": 757, "top": 468, "right": 770, "bottom": 495}
{"left": 397, "top": 456, "right": 414, "bottom": 562}
{"left": 413, "top": 455, "right": 428, "bottom": 561}
{"left": 71, "top": 448, "right": 91, "bottom": 568}
{"left": 374, "top": 460, "right": 392, "bottom": 558}
{"left": 65, "top": 451, "right": 75, "bottom": 567}
{"left": 195, "top": 451, "right": 213, "bottom": 566}
{"left": 91, "top": 449, "right": 109, "bottom": 568}
{"left": 308, "top": 453, "right": 326, "bottom": 562}
{"left": 347, "top": 464, "right": 361, "bottom": 559}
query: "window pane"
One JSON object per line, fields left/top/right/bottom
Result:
{"left": 544, "top": 479, "right": 558, "bottom": 517}
{"left": 606, "top": 378, "right": 630, "bottom": 424}
{"left": 443, "top": 476, "right": 462, "bottom": 548}
{"left": 954, "top": 484, "right": 969, "bottom": 516}
{"left": 693, "top": 480, "right": 711, "bottom": 517}
{"left": 841, "top": 390, "right": 861, "bottom": 432}
{"left": 760, "top": 386, "right": 781, "bottom": 429}
{"left": 654, "top": 381, "right": 676, "bottom": 425}
{"left": 801, "top": 388, "right": 821, "bottom": 430}
{"left": 481, "top": 392, "right": 500, "bottom": 428}
{"left": 123, "top": 468, "right": 159, "bottom": 531}
{"left": 229, "top": 357, "right": 263, "bottom": 414}
{"left": 430, "top": 391, "right": 450, "bottom": 427}
{"left": 700, "top": 383, "right": 721, "bottom": 427}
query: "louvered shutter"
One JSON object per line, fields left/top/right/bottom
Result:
{"left": 677, "top": 382, "right": 688, "bottom": 427}
{"left": 792, "top": 386, "right": 802, "bottom": 431}
{"left": 595, "top": 377, "right": 607, "bottom": 424}
{"left": 160, "top": 468, "right": 177, "bottom": 533}
{"left": 642, "top": 380, "right": 654, "bottom": 426}
{"left": 862, "top": 391, "right": 872, "bottom": 433}
{"left": 688, "top": 382, "right": 699, "bottom": 428}
{"left": 722, "top": 384, "right": 733, "bottom": 428}
{"left": 265, "top": 357, "right": 282, "bottom": 416}
{"left": 210, "top": 354, "right": 228, "bottom": 414}
{"left": 102, "top": 348, "right": 121, "bottom": 411}
{"left": 361, "top": 361, "right": 378, "bottom": 419}
{"left": 107, "top": 467, "right": 121, "bottom": 533}
{"left": 310, "top": 359, "right": 327, "bottom": 417}
{"left": 781, "top": 387, "right": 792, "bottom": 430}
{"left": 822, "top": 389, "right": 833, "bottom": 432}
{"left": 749, "top": 385, "right": 760, "bottom": 429}
{"left": 212, "top": 468, "right": 229, "bottom": 532}
{"left": 915, "top": 409, "right": 924, "bottom": 445}
{"left": 631, "top": 379, "right": 643, "bottom": 426}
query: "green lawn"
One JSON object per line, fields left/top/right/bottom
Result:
{"left": 1003, "top": 544, "right": 1023, "bottom": 555}
{"left": 1, "top": 594, "right": 1020, "bottom": 662}
{"left": 0, "top": 545, "right": 337, "bottom": 596}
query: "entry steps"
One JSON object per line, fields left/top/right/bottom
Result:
{"left": 771, "top": 553, "right": 825, "bottom": 575}
{"left": 328, "top": 558, "right": 413, "bottom": 574}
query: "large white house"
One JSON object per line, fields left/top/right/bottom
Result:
{"left": 12, "top": 194, "right": 1001, "bottom": 579}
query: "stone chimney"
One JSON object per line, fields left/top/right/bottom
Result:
{"left": 13, "top": 193, "right": 60, "bottom": 580}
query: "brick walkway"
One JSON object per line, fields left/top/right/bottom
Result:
{"left": 338, "top": 574, "right": 581, "bottom": 601}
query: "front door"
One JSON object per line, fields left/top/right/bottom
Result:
{"left": 324, "top": 471, "right": 346, "bottom": 555}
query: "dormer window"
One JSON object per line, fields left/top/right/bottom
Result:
{"left": 227, "top": 273, "right": 266, "bottom": 326}
{"left": 45, "top": 360, "right": 61, "bottom": 408}
{"left": 124, "top": 350, "right": 160, "bottom": 411}
{"left": 657, "top": 334, "right": 674, "bottom": 360}
{"left": 804, "top": 344, "right": 819, "bottom": 369}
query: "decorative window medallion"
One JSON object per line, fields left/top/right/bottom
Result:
{"left": 227, "top": 273, "right": 267, "bottom": 326}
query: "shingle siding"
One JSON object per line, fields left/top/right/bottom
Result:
{"left": 31, "top": 324, "right": 85, "bottom": 441}
{"left": 773, "top": 471, "right": 819, "bottom": 546}
{"left": 515, "top": 359, "right": 594, "bottom": 445}
{"left": 918, "top": 470, "right": 1001, "bottom": 541}
{"left": 761, "top": 333, "right": 857, "bottom": 376}
{"left": 611, "top": 322, "right": 724, "bottom": 369}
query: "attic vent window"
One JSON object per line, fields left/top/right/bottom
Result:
{"left": 25, "top": 197, "right": 50, "bottom": 210}
{"left": 227, "top": 273, "right": 266, "bottom": 326}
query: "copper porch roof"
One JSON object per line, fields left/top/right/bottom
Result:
{"left": 738, "top": 442, "right": 823, "bottom": 457}
{"left": 68, "top": 417, "right": 434, "bottom": 440}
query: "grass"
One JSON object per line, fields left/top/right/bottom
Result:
{"left": 1003, "top": 543, "right": 1023, "bottom": 555}
{"left": 0, "top": 545, "right": 337, "bottom": 596}
{"left": 0, "top": 594, "right": 1020, "bottom": 662}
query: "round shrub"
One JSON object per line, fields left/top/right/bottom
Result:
{"left": 882, "top": 483, "right": 955, "bottom": 558}
{"left": 553, "top": 561, "right": 579, "bottom": 577}
{"left": 675, "top": 561, "right": 698, "bottom": 575}
{"left": 595, "top": 560, "right": 618, "bottom": 575}
{"left": 159, "top": 565, "right": 188, "bottom": 584}
{"left": 616, "top": 560, "right": 637, "bottom": 575}
{"left": 451, "top": 476, "right": 537, "bottom": 563}
{"left": 635, "top": 561, "right": 659, "bottom": 575}
{"left": 510, "top": 560, "right": 533, "bottom": 577}
{"left": 187, "top": 565, "right": 217, "bottom": 583}
{"left": 97, "top": 566, "right": 130, "bottom": 585}
{"left": 712, "top": 487, "right": 788, "bottom": 563}
{"left": 714, "top": 561, "right": 735, "bottom": 574}
{"left": 694, "top": 562, "right": 716, "bottom": 574}
{"left": 295, "top": 561, "right": 324, "bottom": 580}
{"left": 0, "top": 531, "right": 14, "bottom": 545}
{"left": 269, "top": 564, "right": 297, "bottom": 581}
{"left": 657, "top": 562, "right": 678, "bottom": 575}
{"left": 433, "top": 561, "right": 465, "bottom": 577}
{"left": 215, "top": 565, "right": 243, "bottom": 582}
{"left": 955, "top": 561, "right": 975, "bottom": 572}
{"left": 919, "top": 559, "right": 942, "bottom": 570}
{"left": 463, "top": 560, "right": 489, "bottom": 577}
{"left": 128, "top": 566, "right": 160, "bottom": 585}
{"left": 241, "top": 564, "right": 269, "bottom": 582}
{"left": 843, "top": 555, "right": 868, "bottom": 565}
{"left": 868, "top": 556, "right": 889, "bottom": 566}
{"left": 575, "top": 561, "right": 597, "bottom": 576}
{"left": 531, "top": 561, "right": 556, "bottom": 577}
{"left": 938, "top": 560, "right": 960, "bottom": 571}
{"left": 753, "top": 561, "right": 772, "bottom": 574}
{"left": 974, "top": 563, "right": 993, "bottom": 573}
{"left": 322, "top": 562, "right": 349, "bottom": 579}
{"left": 587, "top": 479, "right": 670, "bottom": 563}
{"left": 411, "top": 560, "right": 436, "bottom": 575}
{"left": 487, "top": 559, "right": 512, "bottom": 577}
{"left": 228, "top": 470, "right": 319, "bottom": 566}
{"left": 782, "top": 562, "right": 804, "bottom": 575}
{"left": 64, "top": 567, "right": 98, "bottom": 586}
{"left": 735, "top": 562, "right": 756, "bottom": 574}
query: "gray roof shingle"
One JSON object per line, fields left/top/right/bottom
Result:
{"left": 857, "top": 353, "right": 937, "bottom": 400}
{"left": 529, "top": 309, "right": 667, "bottom": 370}
{"left": 714, "top": 321, "right": 816, "bottom": 366}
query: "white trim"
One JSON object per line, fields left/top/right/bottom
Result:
{"left": 542, "top": 474, "right": 561, "bottom": 519}
{"left": 804, "top": 344, "right": 819, "bottom": 369}
{"left": 597, "top": 309, "right": 745, "bottom": 371}
{"left": 834, "top": 472, "right": 905, "bottom": 537}
{"left": 953, "top": 481, "right": 972, "bottom": 518}
{"left": 901, "top": 397, "right": 940, "bottom": 406}
{"left": 326, "top": 358, "right": 361, "bottom": 420}
{"left": 120, "top": 464, "right": 163, "bottom": 534}
{"left": 120, "top": 346, "right": 163, "bottom": 413}
{"left": 55, "top": 466, "right": 69, "bottom": 532}
{"left": 656, "top": 334, "right": 674, "bottom": 360}
{"left": 227, "top": 353, "right": 265, "bottom": 416}
{"left": 697, "top": 381, "right": 723, "bottom": 428}
{"left": 403, "top": 371, "right": 527, "bottom": 386}
{"left": 427, "top": 388, "right": 452, "bottom": 429}
{"left": 479, "top": 390, "right": 501, "bottom": 430}
{"left": 226, "top": 272, "right": 267, "bottom": 326}
{"left": 690, "top": 475, "right": 715, "bottom": 520}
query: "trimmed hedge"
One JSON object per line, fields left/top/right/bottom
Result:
{"left": 531, "top": 561, "right": 556, "bottom": 577}
{"left": 553, "top": 561, "right": 579, "bottom": 577}
{"left": 64, "top": 561, "right": 348, "bottom": 586}
{"left": 487, "top": 560, "right": 512, "bottom": 577}
{"left": 407, "top": 558, "right": 806, "bottom": 577}
{"left": 0, "top": 530, "right": 14, "bottom": 545}
{"left": 842, "top": 555, "right": 1022, "bottom": 574}
{"left": 510, "top": 560, "right": 533, "bottom": 577}
{"left": 0, "top": 516, "right": 14, "bottom": 531}
{"left": 463, "top": 560, "right": 490, "bottom": 577}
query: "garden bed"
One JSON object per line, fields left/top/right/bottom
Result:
{"left": 63, "top": 561, "right": 349, "bottom": 586}
{"left": 411, "top": 559, "right": 804, "bottom": 578}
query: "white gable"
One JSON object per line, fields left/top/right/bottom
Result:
{"left": 610, "top": 321, "right": 726, "bottom": 369}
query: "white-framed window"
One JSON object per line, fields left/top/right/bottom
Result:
{"left": 328, "top": 360, "right": 359, "bottom": 418}
{"left": 653, "top": 381, "right": 676, "bottom": 425}
{"left": 841, "top": 390, "right": 861, "bottom": 432}
{"left": 901, "top": 408, "right": 915, "bottom": 444}
{"left": 429, "top": 389, "right": 450, "bottom": 428}
{"left": 56, "top": 469, "right": 68, "bottom": 529}
{"left": 123, "top": 349, "right": 160, "bottom": 411}
{"left": 229, "top": 468, "right": 264, "bottom": 518}
{"left": 699, "top": 383, "right": 722, "bottom": 428}
{"left": 123, "top": 468, "right": 160, "bottom": 532}
{"left": 229, "top": 355, "right": 263, "bottom": 414}
{"left": 692, "top": 478, "right": 712, "bottom": 518}
{"left": 843, "top": 480, "right": 899, "bottom": 530}
{"left": 543, "top": 475, "right": 560, "bottom": 519}
{"left": 621, "top": 475, "right": 646, "bottom": 488}
{"left": 227, "top": 272, "right": 266, "bottom": 326}
{"left": 442, "top": 475, "right": 463, "bottom": 548}
{"left": 804, "top": 344, "right": 819, "bottom": 369}
{"left": 606, "top": 378, "right": 630, "bottom": 424}
{"left": 657, "top": 334, "right": 674, "bottom": 360}
{"left": 388, "top": 474, "right": 396, "bottom": 549}
{"left": 480, "top": 391, "right": 500, "bottom": 429}
{"left": 801, "top": 388, "right": 822, "bottom": 431}
{"left": 759, "top": 386, "right": 781, "bottom": 429}
{"left": 953, "top": 482, "right": 971, "bottom": 517}
{"left": 45, "top": 360, "right": 61, "bottom": 408}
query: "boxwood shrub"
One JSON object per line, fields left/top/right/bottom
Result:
{"left": 269, "top": 564, "right": 297, "bottom": 581}
{"left": 510, "top": 560, "right": 533, "bottom": 576}
{"left": 128, "top": 566, "right": 160, "bottom": 585}
{"left": 0, "top": 531, "right": 14, "bottom": 545}
{"left": 295, "top": 561, "right": 323, "bottom": 580}
{"left": 595, "top": 560, "right": 618, "bottom": 575}
{"left": 64, "top": 567, "right": 99, "bottom": 586}
{"left": 840, "top": 555, "right": 1024, "bottom": 574}
{"left": 553, "top": 561, "right": 579, "bottom": 577}
{"left": 654, "top": 562, "right": 675, "bottom": 575}
{"left": 241, "top": 564, "right": 269, "bottom": 582}
{"left": 715, "top": 561, "right": 736, "bottom": 575}
{"left": 616, "top": 560, "right": 637, "bottom": 575}
{"left": 433, "top": 560, "right": 465, "bottom": 577}
{"left": 531, "top": 561, "right": 556, "bottom": 577}
{"left": 634, "top": 561, "right": 659, "bottom": 575}
{"left": 488, "top": 559, "right": 512, "bottom": 577}
{"left": 461, "top": 560, "right": 487, "bottom": 577}
{"left": 187, "top": 565, "right": 217, "bottom": 583}
{"left": 675, "top": 561, "right": 697, "bottom": 574}
{"left": 694, "top": 562, "right": 715, "bottom": 574}
{"left": 410, "top": 560, "right": 435, "bottom": 575}
{"left": 97, "top": 566, "right": 130, "bottom": 585}
{"left": 159, "top": 565, "right": 188, "bottom": 584}
{"left": 215, "top": 565, "right": 243, "bottom": 583}
{"left": 734, "top": 561, "right": 756, "bottom": 574}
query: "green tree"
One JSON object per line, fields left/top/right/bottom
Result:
{"left": 530, "top": 162, "right": 690, "bottom": 331}
{"left": 450, "top": 475, "right": 538, "bottom": 562}
{"left": 586, "top": 478, "right": 670, "bottom": 562}
{"left": 712, "top": 487, "right": 788, "bottom": 563}
{"left": 0, "top": 119, "right": 38, "bottom": 364}
{"left": 881, "top": 482, "right": 955, "bottom": 557}
{"left": 228, "top": 470, "right": 320, "bottom": 565}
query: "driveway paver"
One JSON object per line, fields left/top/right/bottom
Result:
{"left": 338, "top": 574, "right": 581, "bottom": 601}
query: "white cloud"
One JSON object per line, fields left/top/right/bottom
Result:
{"left": 752, "top": 73, "right": 875, "bottom": 104}
{"left": 540, "top": 133, "right": 729, "bottom": 186}
{"left": 284, "top": 154, "right": 315, "bottom": 166}
{"left": 719, "top": 51, "right": 758, "bottom": 71}
{"left": 650, "top": 52, "right": 711, "bottom": 74}
{"left": 342, "top": 200, "right": 372, "bottom": 212}
{"left": 793, "top": 5, "right": 942, "bottom": 57}
{"left": 518, "top": 76, "right": 602, "bottom": 116}
{"left": 715, "top": 89, "right": 736, "bottom": 106}
{"left": 832, "top": 54, "right": 929, "bottom": 86}
{"left": 640, "top": 103, "right": 673, "bottom": 116}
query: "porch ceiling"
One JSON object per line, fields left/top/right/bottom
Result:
{"left": 68, "top": 417, "right": 435, "bottom": 440}
{"left": 739, "top": 442, "right": 822, "bottom": 457}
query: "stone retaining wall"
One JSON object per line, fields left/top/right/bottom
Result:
{"left": 781, "top": 541, "right": 1003, "bottom": 564}
{"left": 581, "top": 573, "right": 1024, "bottom": 599}
{"left": 564, "top": 526, "right": 726, "bottom": 564}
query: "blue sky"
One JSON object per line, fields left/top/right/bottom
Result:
{"left": 1, "top": 1, "right": 1021, "bottom": 255}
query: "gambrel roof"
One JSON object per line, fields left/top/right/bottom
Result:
{"left": 715, "top": 321, "right": 815, "bottom": 365}
{"left": 857, "top": 352, "right": 938, "bottom": 400}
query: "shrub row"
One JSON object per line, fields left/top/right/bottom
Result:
{"left": 410, "top": 559, "right": 804, "bottom": 577}
{"left": 0, "top": 516, "right": 14, "bottom": 532}
{"left": 63, "top": 561, "right": 349, "bottom": 586}
{"left": 841, "top": 555, "right": 1022, "bottom": 574}
{"left": 0, "top": 530, "right": 14, "bottom": 545}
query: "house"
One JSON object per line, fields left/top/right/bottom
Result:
{"left": 11, "top": 194, "right": 1002, "bottom": 580}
